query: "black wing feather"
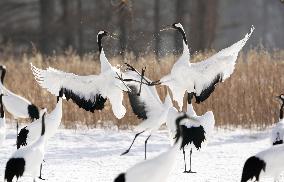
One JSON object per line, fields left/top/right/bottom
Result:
{"left": 127, "top": 85, "right": 147, "bottom": 120}
{"left": 194, "top": 73, "right": 223, "bottom": 103}
{"left": 63, "top": 88, "right": 107, "bottom": 112}
{"left": 17, "top": 127, "right": 29, "bottom": 149}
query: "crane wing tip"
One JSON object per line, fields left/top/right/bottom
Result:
{"left": 251, "top": 25, "right": 255, "bottom": 32}
{"left": 246, "top": 25, "right": 255, "bottom": 38}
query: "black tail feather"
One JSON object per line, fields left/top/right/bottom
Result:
{"left": 241, "top": 156, "right": 266, "bottom": 182}
{"left": 5, "top": 158, "right": 25, "bottom": 182}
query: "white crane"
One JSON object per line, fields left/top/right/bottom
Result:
{"left": 241, "top": 144, "right": 284, "bottom": 182}
{"left": 16, "top": 89, "right": 64, "bottom": 180}
{"left": 166, "top": 94, "right": 215, "bottom": 173}
{"left": 30, "top": 31, "right": 129, "bottom": 119}
{"left": 160, "top": 23, "right": 254, "bottom": 110}
{"left": 271, "top": 94, "right": 284, "bottom": 145}
{"left": 0, "top": 65, "right": 40, "bottom": 138}
{"left": 0, "top": 93, "right": 6, "bottom": 146}
{"left": 114, "top": 114, "right": 197, "bottom": 182}
{"left": 120, "top": 69, "right": 173, "bottom": 159}
{"left": 5, "top": 109, "right": 47, "bottom": 182}
{"left": 17, "top": 89, "right": 64, "bottom": 149}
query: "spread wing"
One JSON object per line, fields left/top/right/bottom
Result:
{"left": 191, "top": 26, "right": 254, "bottom": 102}
{"left": 31, "top": 63, "right": 126, "bottom": 119}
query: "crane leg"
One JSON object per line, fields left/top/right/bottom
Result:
{"left": 38, "top": 162, "right": 46, "bottom": 180}
{"left": 121, "top": 130, "right": 145, "bottom": 156}
{"left": 16, "top": 120, "right": 19, "bottom": 146}
{"left": 183, "top": 148, "right": 187, "bottom": 173}
{"left": 186, "top": 148, "right": 196, "bottom": 173}
{"left": 144, "top": 135, "right": 151, "bottom": 160}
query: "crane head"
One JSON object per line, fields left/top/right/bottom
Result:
{"left": 172, "top": 22, "right": 183, "bottom": 30}
{"left": 276, "top": 94, "right": 284, "bottom": 105}
{"left": 97, "top": 30, "right": 109, "bottom": 43}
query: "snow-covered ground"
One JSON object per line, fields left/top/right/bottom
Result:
{"left": 0, "top": 126, "right": 282, "bottom": 182}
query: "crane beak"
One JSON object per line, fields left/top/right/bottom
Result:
{"left": 160, "top": 25, "right": 174, "bottom": 32}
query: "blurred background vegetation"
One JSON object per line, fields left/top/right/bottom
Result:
{"left": 0, "top": 0, "right": 284, "bottom": 129}
{"left": 0, "top": 0, "right": 283, "bottom": 57}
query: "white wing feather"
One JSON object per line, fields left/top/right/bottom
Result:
{"left": 0, "top": 117, "right": 5, "bottom": 146}
{"left": 191, "top": 26, "right": 254, "bottom": 94}
{"left": 22, "top": 102, "right": 62, "bottom": 145}
{"left": 185, "top": 108, "right": 215, "bottom": 138}
{"left": 0, "top": 82, "right": 32, "bottom": 118}
{"left": 31, "top": 63, "right": 126, "bottom": 119}
{"left": 125, "top": 141, "right": 179, "bottom": 182}
{"left": 161, "top": 26, "right": 254, "bottom": 109}
{"left": 31, "top": 64, "right": 101, "bottom": 97}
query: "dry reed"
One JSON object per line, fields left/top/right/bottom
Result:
{"left": 0, "top": 48, "right": 284, "bottom": 129}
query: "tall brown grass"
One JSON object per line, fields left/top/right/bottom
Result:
{"left": 0, "top": 48, "right": 284, "bottom": 129}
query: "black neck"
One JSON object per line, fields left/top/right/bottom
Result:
{"left": 98, "top": 35, "right": 103, "bottom": 53}
{"left": 57, "top": 88, "right": 63, "bottom": 102}
{"left": 177, "top": 27, "right": 188, "bottom": 45}
{"left": 0, "top": 95, "right": 4, "bottom": 118}
{"left": 187, "top": 93, "right": 194, "bottom": 104}
{"left": 280, "top": 103, "right": 284, "bottom": 119}
{"left": 41, "top": 113, "right": 46, "bottom": 136}
{"left": 0, "top": 68, "right": 6, "bottom": 84}
{"left": 174, "top": 114, "right": 188, "bottom": 144}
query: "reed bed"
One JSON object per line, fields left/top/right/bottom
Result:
{"left": 0, "top": 48, "right": 284, "bottom": 129}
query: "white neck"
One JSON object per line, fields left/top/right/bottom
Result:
{"left": 57, "top": 98, "right": 63, "bottom": 107}
{"left": 187, "top": 104, "right": 196, "bottom": 116}
{"left": 100, "top": 49, "right": 112, "bottom": 72}
{"left": 0, "top": 117, "right": 5, "bottom": 128}
{"left": 0, "top": 82, "right": 9, "bottom": 94}
{"left": 32, "top": 135, "right": 46, "bottom": 150}
{"left": 54, "top": 98, "right": 63, "bottom": 117}
{"left": 182, "top": 41, "right": 190, "bottom": 64}
{"left": 153, "top": 138, "right": 181, "bottom": 175}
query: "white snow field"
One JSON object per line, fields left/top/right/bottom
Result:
{"left": 0, "top": 126, "right": 283, "bottom": 182}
